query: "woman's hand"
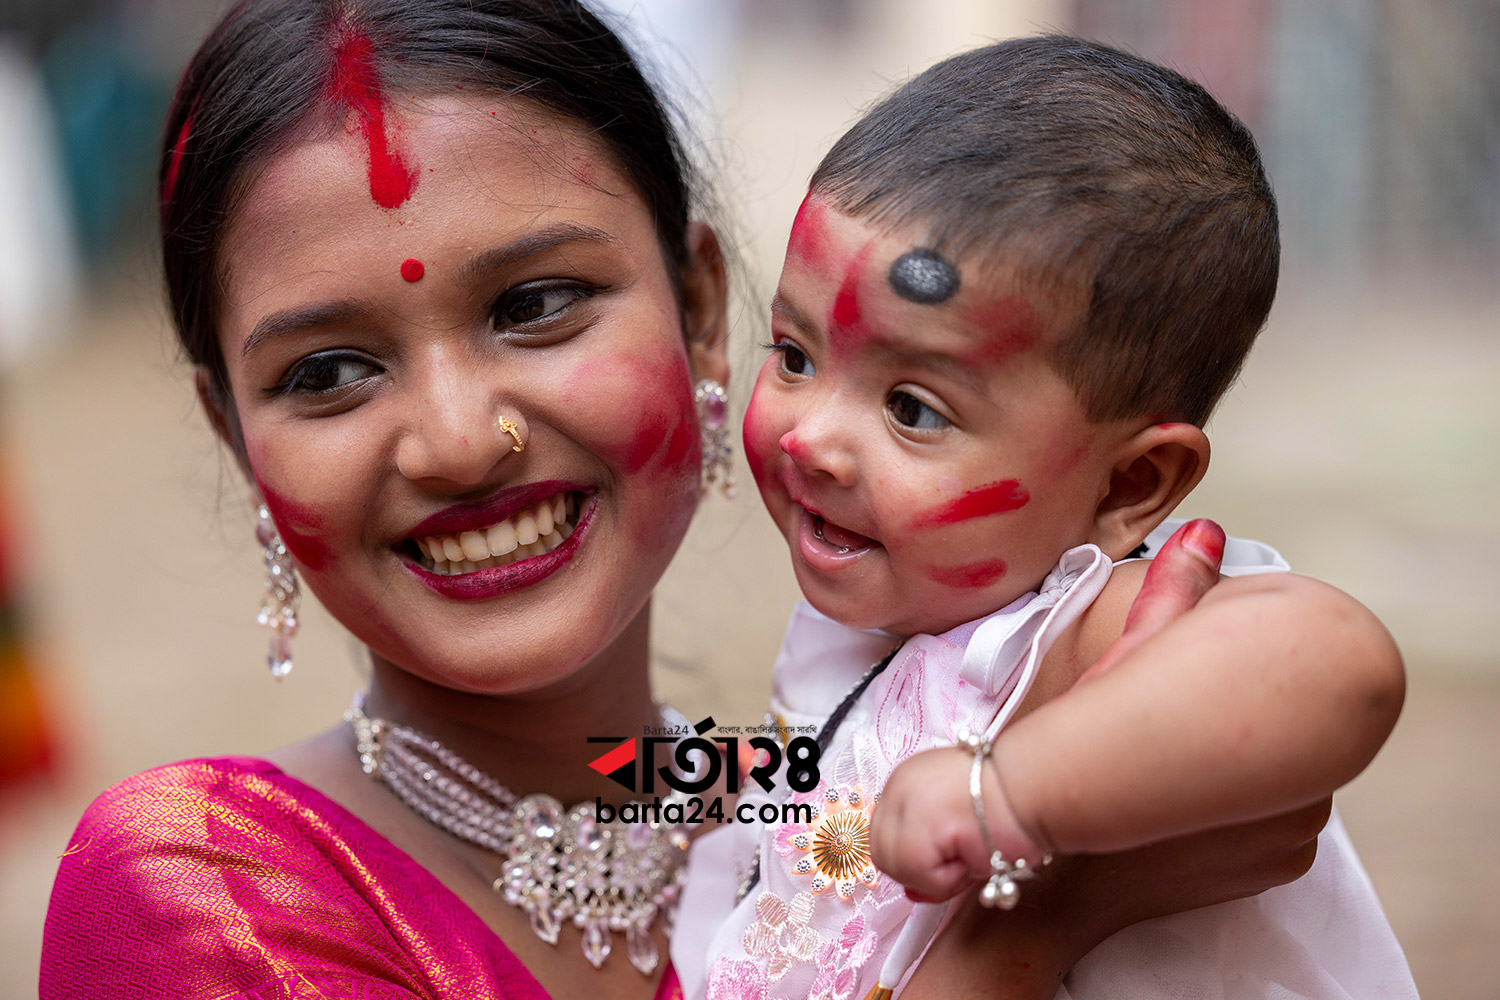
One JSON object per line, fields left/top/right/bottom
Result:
{"left": 901, "top": 798, "right": 1331, "bottom": 998}
{"left": 900, "top": 520, "right": 1336, "bottom": 997}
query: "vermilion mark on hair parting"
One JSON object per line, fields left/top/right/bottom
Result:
{"left": 326, "top": 26, "right": 418, "bottom": 209}
{"left": 911, "top": 479, "right": 1030, "bottom": 529}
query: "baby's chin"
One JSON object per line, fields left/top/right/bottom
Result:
{"left": 799, "top": 583, "right": 1014, "bottom": 640}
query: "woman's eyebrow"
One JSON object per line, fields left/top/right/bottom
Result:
{"left": 458, "top": 222, "right": 617, "bottom": 283}
{"left": 240, "top": 224, "right": 619, "bottom": 358}
{"left": 242, "top": 299, "right": 369, "bottom": 357}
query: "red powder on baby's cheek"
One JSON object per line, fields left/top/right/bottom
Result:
{"left": 961, "top": 295, "right": 1040, "bottom": 367}
{"left": 925, "top": 559, "right": 1009, "bottom": 589}
{"left": 399, "top": 258, "right": 424, "bottom": 282}
{"left": 255, "top": 481, "right": 332, "bottom": 572}
{"left": 787, "top": 194, "right": 830, "bottom": 269}
{"left": 326, "top": 28, "right": 418, "bottom": 209}
{"left": 741, "top": 391, "right": 771, "bottom": 488}
{"left": 911, "top": 479, "right": 1030, "bottom": 529}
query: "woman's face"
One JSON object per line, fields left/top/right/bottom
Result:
{"left": 214, "top": 95, "right": 723, "bottom": 694}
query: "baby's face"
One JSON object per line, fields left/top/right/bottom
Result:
{"left": 745, "top": 195, "right": 1120, "bottom": 636}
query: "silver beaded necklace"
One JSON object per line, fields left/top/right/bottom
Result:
{"left": 345, "top": 693, "right": 689, "bottom": 976}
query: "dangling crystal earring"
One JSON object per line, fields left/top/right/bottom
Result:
{"left": 694, "top": 378, "right": 735, "bottom": 498}
{"left": 255, "top": 504, "right": 300, "bottom": 680}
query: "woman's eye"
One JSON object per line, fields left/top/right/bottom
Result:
{"left": 774, "top": 341, "right": 815, "bottom": 377}
{"left": 279, "top": 353, "right": 379, "bottom": 394}
{"left": 492, "top": 284, "right": 590, "bottom": 328}
{"left": 887, "top": 390, "right": 950, "bottom": 431}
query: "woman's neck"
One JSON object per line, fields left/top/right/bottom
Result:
{"left": 363, "top": 605, "right": 661, "bottom": 806}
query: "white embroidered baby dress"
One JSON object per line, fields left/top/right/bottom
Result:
{"left": 672, "top": 523, "right": 1416, "bottom": 1000}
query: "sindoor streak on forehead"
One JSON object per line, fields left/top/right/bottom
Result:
{"left": 326, "top": 26, "right": 418, "bottom": 209}
{"left": 888, "top": 248, "right": 960, "bottom": 304}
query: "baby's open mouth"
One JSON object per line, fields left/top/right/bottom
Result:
{"left": 810, "top": 513, "right": 875, "bottom": 553}
{"left": 409, "top": 492, "right": 581, "bottom": 576}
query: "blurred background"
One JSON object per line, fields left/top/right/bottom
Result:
{"left": 0, "top": 0, "right": 1495, "bottom": 996}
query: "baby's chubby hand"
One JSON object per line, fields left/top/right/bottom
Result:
{"left": 870, "top": 745, "right": 1047, "bottom": 903}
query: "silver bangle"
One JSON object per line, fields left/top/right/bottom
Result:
{"left": 955, "top": 727, "right": 1051, "bottom": 910}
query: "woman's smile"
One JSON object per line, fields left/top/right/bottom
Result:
{"left": 215, "top": 95, "right": 713, "bottom": 692}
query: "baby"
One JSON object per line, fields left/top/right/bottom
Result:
{"left": 675, "top": 37, "right": 1413, "bottom": 999}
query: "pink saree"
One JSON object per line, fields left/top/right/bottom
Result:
{"left": 40, "top": 757, "right": 685, "bottom": 1000}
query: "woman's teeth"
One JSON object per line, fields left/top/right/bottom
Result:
{"left": 414, "top": 493, "right": 578, "bottom": 576}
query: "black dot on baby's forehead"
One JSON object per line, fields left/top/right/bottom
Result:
{"left": 888, "top": 248, "right": 960, "bottom": 304}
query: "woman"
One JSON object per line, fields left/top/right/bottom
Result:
{"left": 40, "top": 2, "right": 1329, "bottom": 998}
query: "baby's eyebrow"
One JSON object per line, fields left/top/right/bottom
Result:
{"left": 769, "top": 291, "right": 815, "bottom": 333}
{"left": 875, "top": 339, "right": 989, "bottom": 394}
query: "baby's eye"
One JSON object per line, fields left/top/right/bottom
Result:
{"left": 278, "top": 352, "right": 380, "bottom": 395}
{"left": 887, "top": 390, "right": 950, "bottom": 431}
{"left": 773, "top": 341, "right": 815, "bottom": 377}
{"left": 492, "top": 283, "right": 592, "bottom": 328}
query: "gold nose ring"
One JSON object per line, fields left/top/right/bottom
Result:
{"left": 498, "top": 416, "right": 525, "bottom": 453}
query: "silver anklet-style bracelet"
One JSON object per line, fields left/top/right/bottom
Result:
{"left": 955, "top": 727, "right": 1052, "bottom": 910}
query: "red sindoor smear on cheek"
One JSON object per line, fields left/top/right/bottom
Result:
{"left": 256, "top": 483, "right": 332, "bottom": 572}
{"left": 911, "top": 479, "right": 1030, "bottom": 529}
{"left": 925, "top": 559, "right": 1008, "bottom": 588}
{"left": 741, "top": 391, "right": 770, "bottom": 488}
{"left": 326, "top": 28, "right": 418, "bottom": 209}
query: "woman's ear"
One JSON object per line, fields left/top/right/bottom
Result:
{"left": 1087, "top": 422, "right": 1210, "bottom": 559}
{"left": 680, "top": 221, "right": 730, "bottom": 389}
{"left": 195, "top": 367, "right": 253, "bottom": 479}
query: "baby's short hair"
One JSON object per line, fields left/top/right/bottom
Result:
{"left": 811, "top": 36, "right": 1279, "bottom": 426}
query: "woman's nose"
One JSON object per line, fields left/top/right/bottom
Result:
{"left": 395, "top": 379, "right": 526, "bottom": 488}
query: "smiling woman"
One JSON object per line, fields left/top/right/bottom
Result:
{"left": 41, "top": 2, "right": 729, "bottom": 998}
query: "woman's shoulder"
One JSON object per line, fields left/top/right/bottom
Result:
{"left": 75, "top": 755, "right": 291, "bottom": 829}
{"left": 42, "top": 756, "right": 435, "bottom": 999}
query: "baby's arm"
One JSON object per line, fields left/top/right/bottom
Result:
{"left": 872, "top": 520, "right": 1405, "bottom": 902}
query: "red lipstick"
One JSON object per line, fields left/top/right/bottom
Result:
{"left": 404, "top": 480, "right": 586, "bottom": 538}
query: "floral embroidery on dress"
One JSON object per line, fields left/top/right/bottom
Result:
{"left": 786, "top": 784, "right": 879, "bottom": 900}
{"left": 808, "top": 912, "right": 879, "bottom": 1000}
{"left": 706, "top": 958, "right": 768, "bottom": 1000}
{"left": 741, "top": 890, "right": 821, "bottom": 981}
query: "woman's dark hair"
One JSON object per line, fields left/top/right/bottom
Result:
{"left": 160, "top": 0, "right": 699, "bottom": 404}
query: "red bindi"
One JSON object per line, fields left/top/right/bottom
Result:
{"left": 910, "top": 479, "right": 1030, "bottom": 530}
{"left": 400, "top": 258, "right": 425, "bottom": 282}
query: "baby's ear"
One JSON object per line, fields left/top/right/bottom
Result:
{"left": 679, "top": 221, "right": 730, "bottom": 389}
{"left": 195, "top": 367, "right": 252, "bottom": 479}
{"left": 1087, "top": 423, "right": 1210, "bottom": 560}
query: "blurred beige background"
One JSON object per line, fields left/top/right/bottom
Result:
{"left": 2, "top": 0, "right": 1497, "bottom": 996}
